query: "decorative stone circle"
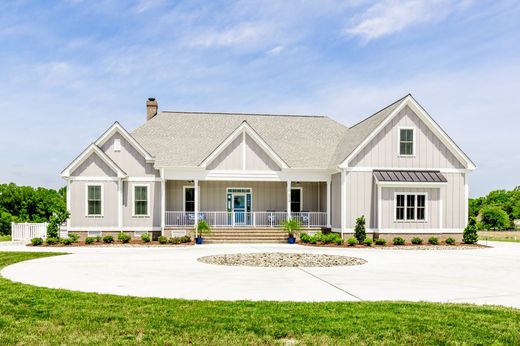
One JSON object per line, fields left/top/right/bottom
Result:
{"left": 197, "top": 252, "right": 367, "bottom": 267}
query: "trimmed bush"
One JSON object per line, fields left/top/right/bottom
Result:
{"left": 158, "top": 236, "right": 168, "bottom": 244}
{"left": 85, "top": 237, "right": 95, "bottom": 245}
{"left": 61, "top": 238, "right": 72, "bottom": 245}
{"left": 140, "top": 233, "right": 151, "bottom": 243}
{"left": 169, "top": 237, "right": 181, "bottom": 244}
{"left": 393, "top": 237, "right": 405, "bottom": 245}
{"left": 95, "top": 235, "right": 102, "bottom": 242}
{"left": 445, "top": 237, "right": 456, "bottom": 245}
{"left": 363, "top": 238, "right": 373, "bottom": 246}
{"left": 68, "top": 233, "right": 80, "bottom": 243}
{"left": 180, "top": 235, "right": 191, "bottom": 243}
{"left": 117, "top": 232, "right": 131, "bottom": 244}
{"left": 299, "top": 232, "right": 311, "bottom": 243}
{"left": 31, "top": 237, "right": 43, "bottom": 246}
{"left": 347, "top": 237, "right": 357, "bottom": 246}
{"left": 354, "top": 215, "right": 366, "bottom": 244}
{"left": 411, "top": 237, "right": 423, "bottom": 245}
{"left": 428, "top": 236, "right": 439, "bottom": 245}
{"left": 102, "top": 235, "right": 114, "bottom": 244}
{"left": 375, "top": 238, "right": 386, "bottom": 246}
{"left": 45, "top": 237, "right": 59, "bottom": 245}
{"left": 463, "top": 217, "right": 479, "bottom": 244}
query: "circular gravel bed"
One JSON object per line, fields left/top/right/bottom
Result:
{"left": 197, "top": 252, "right": 367, "bottom": 267}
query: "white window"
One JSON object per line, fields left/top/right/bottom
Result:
{"left": 395, "top": 193, "right": 426, "bottom": 221}
{"left": 290, "top": 188, "right": 302, "bottom": 212}
{"left": 399, "top": 128, "right": 414, "bottom": 156}
{"left": 183, "top": 186, "right": 195, "bottom": 212}
{"left": 114, "top": 138, "right": 121, "bottom": 152}
{"left": 86, "top": 184, "right": 103, "bottom": 216}
{"left": 133, "top": 184, "right": 149, "bottom": 216}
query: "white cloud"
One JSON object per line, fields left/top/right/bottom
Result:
{"left": 345, "top": 0, "right": 473, "bottom": 41}
{"left": 266, "top": 45, "right": 284, "bottom": 56}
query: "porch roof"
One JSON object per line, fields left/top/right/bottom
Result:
{"left": 373, "top": 170, "right": 447, "bottom": 183}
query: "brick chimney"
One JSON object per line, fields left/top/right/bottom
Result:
{"left": 146, "top": 97, "right": 158, "bottom": 120}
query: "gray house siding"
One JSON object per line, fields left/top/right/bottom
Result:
{"left": 122, "top": 181, "right": 162, "bottom": 228}
{"left": 331, "top": 173, "right": 341, "bottom": 228}
{"left": 71, "top": 154, "right": 117, "bottom": 177}
{"left": 443, "top": 172, "right": 466, "bottom": 230}
{"left": 344, "top": 171, "right": 377, "bottom": 230}
{"left": 69, "top": 180, "right": 119, "bottom": 227}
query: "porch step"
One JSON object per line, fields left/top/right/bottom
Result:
{"left": 202, "top": 228, "right": 289, "bottom": 243}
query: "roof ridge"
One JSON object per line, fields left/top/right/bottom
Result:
{"left": 159, "top": 110, "right": 326, "bottom": 118}
{"left": 348, "top": 93, "right": 410, "bottom": 129}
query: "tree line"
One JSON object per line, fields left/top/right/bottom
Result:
{"left": 469, "top": 186, "right": 520, "bottom": 230}
{"left": 0, "top": 183, "right": 66, "bottom": 235}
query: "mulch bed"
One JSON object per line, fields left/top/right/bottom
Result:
{"left": 299, "top": 242, "right": 488, "bottom": 250}
{"left": 27, "top": 240, "right": 194, "bottom": 247}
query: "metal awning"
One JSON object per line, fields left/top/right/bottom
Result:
{"left": 374, "top": 170, "right": 447, "bottom": 183}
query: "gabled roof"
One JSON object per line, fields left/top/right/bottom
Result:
{"left": 132, "top": 111, "right": 348, "bottom": 169}
{"left": 61, "top": 144, "right": 127, "bottom": 178}
{"left": 96, "top": 122, "right": 154, "bottom": 163}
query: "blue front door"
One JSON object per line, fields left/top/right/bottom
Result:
{"left": 233, "top": 194, "right": 246, "bottom": 225}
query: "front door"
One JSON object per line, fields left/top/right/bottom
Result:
{"left": 233, "top": 193, "right": 246, "bottom": 225}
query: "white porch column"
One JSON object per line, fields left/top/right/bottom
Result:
{"left": 286, "top": 180, "right": 291, "bottom": 220}
{"left": 194, "top": 179, "right": 199, "bottom": 226}
{"left": 117, "top": 179, "right": 123, "bottom": 230}
{"left": 340, "top": 169, "right": 347, "bottom": 231}
{"left": 326, "top": 178, "right": 331, "bottom": 227}
{"left": 160, "top": 175, "right": 166, "bottom": 232}
{"left": 377, "top": 184, "right": 382, "bottom": 232}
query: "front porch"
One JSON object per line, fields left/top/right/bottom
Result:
{"left": 162, "top": 180, "right": 330, "bottom": 228}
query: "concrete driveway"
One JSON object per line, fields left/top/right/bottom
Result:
{"left": 1, "top": 241, "right": 519, "bottom": 308}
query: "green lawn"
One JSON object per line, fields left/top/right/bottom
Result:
{"left": 479, "top": 231, "right": 520, "bottom": 243}
{"left": 0, "top": 235, "right": 11, "bottom": 242}
{"left": 0, "top": 252, "right": 519, "bottom": 345}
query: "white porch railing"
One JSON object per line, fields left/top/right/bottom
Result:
{"left": 11, "top": 222, "right": 48, "bottom": 241}
{"left": 164, "top": 211, "right": 326, "bottom": 228}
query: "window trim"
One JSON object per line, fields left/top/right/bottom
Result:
{"left": 132, "top": 183, "right": 150, "bottom": 217}
{"left": 290, "top": 187, "right": 303, "bottom": 213}
{"left": 394, "top": 192, "right": 428, "bottom": 222}
{"left": 183, "top": 186, "right": 195, "bottom": 212}
{"left": 398, "top": 126, "right": 416, "bottom": 157}
{"left": 85, "top": 184, "right": 103, "bottom": 217}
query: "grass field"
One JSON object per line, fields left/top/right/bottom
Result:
{"left": 479, "top": 231, "right": 520, "bottom": 243}
{"left": 0, "top": 235, "right": 11, "bottom": 242}
{"left": 0, "top": 252, "right": 519, "bottom": 345}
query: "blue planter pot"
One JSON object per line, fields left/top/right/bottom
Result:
{"left": 195, "top": 237, "right": 203, "bottom": 245}
{"left": 287, "top": 236, "right": 296, "bottom": 244}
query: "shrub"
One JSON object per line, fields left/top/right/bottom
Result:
{"left": 411, "top": 237, "right": 423, "bottom": 245}
{"left": 102, "top": 235, "right": 114, "bottom": 244}
{"left": 463, "top": 217, "right": 479, "bottom": 244}
{"left": 96, "top": 235, "right": 102, "bottom": 242}
{"left": 158, "top": 236, "right": 168, "bottom": 244}
{"left": 445, "top": 237, "right": 456, "bottom": 245}
{"left": 347, "top": 237, "right": 357, "bottom": 246}
{"left": 68, "top": 233, "right": 80, "bottom": 243}
{"left": 282, "top": 219, "right": 301, "bottom": 238}
{"left": 393, "top": 237, "right": 405, "bottom": 245}
{"left": 428, "top": 236, "right": 439, "bottom": 245}
{"left": 354, "top": 215, "right": 366, "bottom": 244}
{"left": 169, "top": 237, "right": 181, "bottom": 244}
{"left": 47, "top": 210, "right": 70, "bottom": 239}
{"left": 31, "top": 237, "right": 43, "bottom": 246}
{"left": 45, "top": 237, "right": 59, "bottom": 245}
{"left": 140, "top": 233, "right": 151, "bottom": 243}
{"left": 61, "top": 238, "right": 72, "bottom": 245}
{"left": 363, "top": 238, "right": 372, "bottom": 246}
{"left": 180, "top": 235, "right": 191, "bottom": 243}
{"left": 375, "top": 238, "right": 386, "bottom": 246}
{"left": 319, "top": 232, "right": 343, "bottom": 244}
{"left": 480, "top": 205, "right": 510, "bottom": 230}
{"left": 299, "top": 232, "right": 311, "bottom": 243}
{"left": 85, "top": 237, "right": 95, "bottom": 245}
{"left": 117, "top": 232, "right": 131, "bottom": 244}
{"left": 195, "top": 220, "right": 212, "bottom": 237}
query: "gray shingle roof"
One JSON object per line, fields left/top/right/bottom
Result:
{"left": 374, "top": 170, "right": 447, "bottom": 183}
{"left": 132, "top": 111, "right": 348, "bottom": 168}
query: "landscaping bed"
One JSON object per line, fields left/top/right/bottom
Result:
{"left": 28, "top": 233, "right": 193, "bottom": 247}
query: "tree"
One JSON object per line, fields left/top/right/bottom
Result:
{"left": 47, "top": 210, "right": 70, "bottom": 238}
{"left": 468, "top": 197, "right": 484, "bottom": 219}
{"left": 354, "top": 215, "right": 366, "bottom": 244}
{"left": 463, "top": 217, "right": 478, "bottom": 244}
{"left": 480, "top": 205, "right": 510, "bottom": 230}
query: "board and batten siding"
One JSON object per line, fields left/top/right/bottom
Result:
{"left": 69, "top": 180, "right": 118, "bottom": 227}
{"left": 122, "top": 181, "right": 162, "bottom": 228}
{"left": 344, "top": 171, "right": 377, "bottom": 230}
{"left": 443, "top": 172, "right": 466, "bottom": 230}
{"left": 71, "top": 154, "right": 117, "bottom": 177}
{"left": 206, "top": 133, "right": 281, "bottom": 171}
{"left": 350, "top": 106, "right": 464, "bottom": 169}
{"left": 165, "top": 180, "right": 322, "bottom": 212}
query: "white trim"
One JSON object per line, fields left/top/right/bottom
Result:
{"left": 200, "top": 121, "right": 288, "bottom": 169}
{"left": 85, "top": 183, "right": 104, "bottom": 217}
{"left": 377, "top": 184, "right": 382, "bottom": 230}
{"left": 132, "top": 183, "right": 150, "bottom": 217}
{"left": 340, "top": 169, "right": 347, "bottom": 231}
{"left": 194, "top": 180, "right": 199, "bottom": 226}
{"left": 346, "top": 167, "right": 469, "bottom": 173}
{"left": 95, "top": 122, "right": 154, "bottom": 163}
{"left": 439, "top": 192, "right": 443, "bottom": 231}
{"left": 61, "top": 144, "right": 127, "bottom": 178}
{"left": 117, "top": 179, "right": 123, "bottom": 228}
{"left": 286, "top": 181, "right": 291, "bottom": 219}
{"left": 69, "top": 176, "right": 119, "bottom": 182}
{"left": 183, "top": 185, "right": 195, "bottom": 212}
{"left": 290, "top": 186, "right": 303, "bottom": 212}
{"left": 66, "top": 178, "right": 71, "bottom": 229}
{"left": 397, "top": 126, "right": 416, "bottom": 157}
{"left": 326, "top": 179, "right": 331, "bottom": 227}
{"left": 464, "top": 172, "right": 469, "bottom": 228}
{"left": 339, "top": 95, "right": 476, "bottom": 170}
{"left": 114, "top": 138, "right": 121, "bottom": 152}
{"left": 394, "top": 192, "right": 428, "bottom": 222}
{"left": 242, "top": 131, "right": 246, "bottom": 170}
{"left": 160, "top": 169, "right": 166, "bottom": 231}
{"left": 125, "top": 177, "right": 162, "bottom": 182}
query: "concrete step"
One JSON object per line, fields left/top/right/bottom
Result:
{"left": 204, "top": 239, "right": 288, "bottom": 244}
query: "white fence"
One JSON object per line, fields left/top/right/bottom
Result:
{"left": 165, "top": 211, "right": 327, "bottom": 228}
{"left": 11, "top": 222, "right": 48, "bottom": 241}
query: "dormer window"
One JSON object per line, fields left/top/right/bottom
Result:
{"left": 399, "top": 128, "right": 414, "bottom": 156}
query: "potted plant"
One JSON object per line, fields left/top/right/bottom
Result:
{"left": 282, "top": 219, "right": 301, "bottom": 244}
{"left": 195, "top": 220, "right": 211, "bottom": 245}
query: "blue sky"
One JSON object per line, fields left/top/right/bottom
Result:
{"left": 0, "top": 0, "right": 519, "bottom": 197}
